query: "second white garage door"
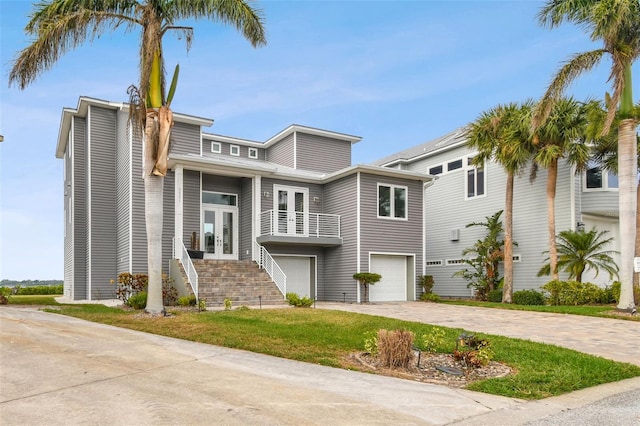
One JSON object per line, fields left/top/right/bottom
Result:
{"left": 273, "top": 256, "right": 312, "bottom": 298}
{"left": 369, "top": 255, "right": 408, "bottom": 302}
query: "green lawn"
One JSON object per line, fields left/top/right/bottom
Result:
{"left": 439, "top": 299, "right": 640, "bottom": 321}
{"left": 47, "top": 304, "right": 640, "bottom": 400}
{"left": 8, "top": 294, "right": 62, "bottom": 305}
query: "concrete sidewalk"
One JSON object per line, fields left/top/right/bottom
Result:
{"left": 1, "top": 304, "right": 638, "bottom": 425}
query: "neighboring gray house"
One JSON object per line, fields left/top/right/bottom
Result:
{"left": 374, "top": 127, "right": 620, "bottom": 297}
{"left": 58, "top": 97, "right": 435, "bottom": 304}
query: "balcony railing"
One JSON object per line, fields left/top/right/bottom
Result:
{"left": 260, "top": 210, "right": 340, "bottom": 238}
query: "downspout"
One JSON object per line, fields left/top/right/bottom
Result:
{"left": 356, "top": 171, "right": 361, "bottom": 303}
{"left": 423, "top": 178, "right": 437, "bottom": 283}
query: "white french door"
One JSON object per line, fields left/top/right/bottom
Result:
{"left": 202, "top": 206, "right": 238, "bottom": 260}
{"left": 274, "top": 185, "right": 308, "bottom": 236}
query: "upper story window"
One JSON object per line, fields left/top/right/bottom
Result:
{"left": 203, "top": 191, "right": 237, "bottom": 206}
{"left": 466, "top": 157, "right": 485, "bottom": 199}
{"left": 447, "top": 159, "right": 463, "bottom": 171}
{"left": 429, "top": 165, "right": 443, "bottom": 175}
{"left": 378, "top": 183, "right": 407, "bottom": 220}
{"left": 585, "top": 163, "right": 618, "bottom": 190}
{"left": 248, "top": 147, "right": 258, "bottom": 159}
{"left": 230, "top": 145, "right": 240, "bottom": 156}
{"left": 211, "top": 142, "right": 222, "bottom": 153}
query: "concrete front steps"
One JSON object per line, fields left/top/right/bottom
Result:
{"left": 193, "top": 259, "right": 286, "bottom": 308}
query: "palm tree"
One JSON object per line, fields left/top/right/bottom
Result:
{"left": 466, "top": 102, "right": 535, "bottom": 303}
{"left": 534, "top": 0, "right": 640, "bottom": 311}
{"left": 538, "top": 228, "right": 619, "bottom": 283}
{"left": 9, "top": 0, "right": 266, "bottom": 314}
{"left": 531, "top": 98, "right": 591, "bottom": 280}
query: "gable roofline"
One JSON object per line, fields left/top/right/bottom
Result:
{"left": 169, "top": 153, "right": 435, "bottom": 185}
{"left": 373, "top": 126, "right": 469, "bottom": 167}
{"left": 202, "top": 132, "right": 264, "bottom": 147}
{"left": 264, "top": 124, "right": 362, "bottom": 146}
{"left": 55, "top": 96, "right": 214, "bottom": 158}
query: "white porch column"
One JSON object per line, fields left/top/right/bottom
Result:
{"left": 253, "top": 175, "right": 262, "bottom": 259}
{"left": 174, "top": 165, "right": 184, "bottom": 255}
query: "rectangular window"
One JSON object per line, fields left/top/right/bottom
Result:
{"left": 446, "top": 259, "right": 466, "bottom": 265}
{"left": 378, "top": 184, "right": 407, "bottom": 219}
{"left": 585, "top": 162, "right": 618, "bottom": 190}
{"left": 586, "top": 166, "right": 603, "bottom": 188}
{"left": 429, "top": 165, "right": 443, "bottom": 175}
{"left": 426, "top": 260, "right": 443, "bottom": 266}
{"left": 211, "top": 142, "right": 221, "bottom": 153}
{"left": 447, "top": 159, "right": 463, "bottom": 171}
{"left": 248, "top": 147, "right": 258, "bottom": 159}
{"left": 607, "top": 171, "right": 618, "bottom": 188}
{"left": 202, "top": 192, "right": 237, "bottom": 206}
{"left": 466, "top": 162, "right": 485, "bottom": 199}
{"left": 230, "top": 145, "right": 240, "bottom": 156}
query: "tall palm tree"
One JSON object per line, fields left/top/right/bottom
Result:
{"left": 533, "top": 0, "right": 640, "bottom": 311}
{"left": 531, "top": 98, "right": 591, "bottom": 280}
{"left": 9, "top": 0, "right": 266, "bottom": 314}
{"left": 538, "top": 228, "right": 619, "bottom": 283}
{"left": 466, "top": 102, "right": 535, "bottom": 303}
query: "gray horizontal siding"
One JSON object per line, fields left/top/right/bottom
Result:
{"left": 131, "top": 125, "right": 147, "bottom": 273}
{"left": 183, "top": 170, "right": 201, "bottom": 248}
{"left": 73, "top": 117, "right": 87, "bottom": 300}
{"left": 295, "top": 132, "right": 352, "bottom": 173}
{"left": 359, "top": 173, "right": 423, "bottom": 299}
{"left": 116, "top": 111, "right": 130, "bottom": 275}
{"left": 170, "top": 121, "right": 201, "bottom": 156}
{"left": 266, "top": 133, "right": 294, "bottom": 168}
{"left": 241, "top": 178, "right": 253, "bottom": 260}
{"left": 581, "top": 190, "right": 618, "bottom": 216}
{"left": 202, "top": 174, "right": 243, "bottom": 194}
{"left": 63, "top": 133, "right": 73, "bottom": 299}
{"left": 323, "top": 174, "right": 358, "bottom": 301}
{"left": 88, "top": 106, "right": 117, "bottom": 299}
{"left": 202, "top": 139, "right": 266, "bottom": 160}
{"left": 163, "top": 171, "right": 175, "bottom": 273}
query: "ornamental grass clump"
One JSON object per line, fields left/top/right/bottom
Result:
{"left": 377, "top": 329, "right": 414, "bottom": 369}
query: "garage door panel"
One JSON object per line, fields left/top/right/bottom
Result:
{"left": 369, "top": 255, "right": 406, "bottom": 302}
{"left": 273, "top": 256, "right": 311, "bottom": 298}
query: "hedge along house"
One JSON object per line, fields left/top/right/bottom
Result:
{"left": 58, "top": 97, "right": 436, "bottom": 304}
{"left": 374, "top": 127, "right": 621, "bottom": 298}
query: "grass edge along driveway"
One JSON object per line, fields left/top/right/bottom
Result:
{"left": 44, "top": 304, "right": 640, "bottom": 400}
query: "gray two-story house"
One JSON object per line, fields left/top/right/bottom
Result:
{"left": 375, "top": 127, "right": 620, "bottom": 297}
{"left": 58, "top": 97, "right": 435, "bottom": 304}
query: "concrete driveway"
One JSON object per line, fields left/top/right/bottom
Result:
{"left": 1, "top": 304, "right": 638, "bottom": 425}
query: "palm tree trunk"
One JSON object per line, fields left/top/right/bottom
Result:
{"left": 547, "top": 159, "right": 559, "bottom": 280}
{"left": 502, "top": 172, "right": 514, "bottom": 303}
{"left": 617, "top": 118, "right": 638, "bottom": 311}
{"left": 144, "top": 109, "right": 165, "bottom": 314}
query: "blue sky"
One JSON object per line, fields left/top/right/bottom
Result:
{"left": 0, "top": 0, "right": 617, "bottom": 280}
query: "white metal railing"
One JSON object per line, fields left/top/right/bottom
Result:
{"left": 260, "top": 210, "right": 340, "bottom": 238}
{"left": 173, "top": 237, "right": 199, "bottom": 301}
{"left": 253, "top": 241, "right": 286, "bottom": 297}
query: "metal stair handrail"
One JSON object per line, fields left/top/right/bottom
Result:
{"left": 173, "top": 237, "right": 199, "bottom": 301}
{"left": 253, "top": 241, "right": 286, "bottom": 297}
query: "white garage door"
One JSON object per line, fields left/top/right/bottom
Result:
{"left": 369, "top": 255, "right": 407, "bottom": 302}
{"left": 582, "top": 216, "right": 620, "bottom": 286}
{"left": 273, "top": 256, "right": 311, "bottom": 298}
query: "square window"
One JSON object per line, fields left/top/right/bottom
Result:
{"left": 230, "top": 145, "right": 240, "bottom": 156}
{"left": 248, "top": 147, "right": 258, "bottom": 159}
{"left": 378, "top": 184, "right": 407, "bottom": 219}
{"left": 211, "top": 142, "right": 221, "bottom": 153}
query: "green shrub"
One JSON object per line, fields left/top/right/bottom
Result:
{"left": 15, "top": 285, "right": 63, "bottom": 295}
{"left": 162, "top": 274, "right": 178, "bottom": 306}
{"left": 127, "top": 291, "right": 147, "bottom": 310}
{"left": 542, "top": 280, "right": 609, "bottom": 305}
{"left": 177, "top": 295, "right": 197, "bottom": 306}
{"left": 419, "top": 275, "right": 435, "bottom": 294}
{"left": 286, "top": 292, "right": 313, "bottom": 307}
{"left": 454, "top": 333, "right": 494, "bottom": 367}
{"left": 513, "top": 289, "right": 545, "bottom": 305}
{"left": 0, "top": 287, "right": 11, "bottom": 304}
{"left": 487, "top": 289, "right": 503, "bottom": 303}
{"left": 420, "top": 292, "right": 440, "bottom": 302}
{"left": 422, "top": 327, "right": 446, "bottom": 353}
{"left": 224, "top": 298, "right": 233, "bottom": 311}
{"left": 607, "top": 281, "right": 621, "bottom": 304}
{"left": 363, "top": 331, "right": 378, "bottom": 356}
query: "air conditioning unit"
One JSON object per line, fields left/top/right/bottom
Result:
{"left": 450, "top": 229, "right": 460, "bottom": 241}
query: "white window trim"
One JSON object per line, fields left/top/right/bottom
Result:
{"left": 211, "top": 141, "right": 221, "bottom": 153}
{"left": 202, "top": 191, "right": 238, "bottom": 207}
{"left": 446, "top": 258, "right": 466, "bottom": 265}
{"left": 425, "top": 259, "right": 443, "bottom": 266}
{"left": 465, "top": 157, "right": 487, "bottom": 200}
{"left": 377, "top": 183, "right": 408, "bottom": 221}
{"left": 230, "top": 144, "right": 240, "bottom": 156}
{"left": 248, "top": 147, "right": 258, "bottom": 159}
{"left": 583, "top": 166, "right": 619, "bottom": 192}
